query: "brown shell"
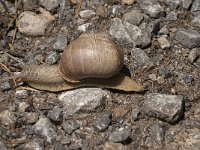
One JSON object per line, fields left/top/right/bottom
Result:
{"left": 59, "top": 32, "right": 123, "bottom": 82}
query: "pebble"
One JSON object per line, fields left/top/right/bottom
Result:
{"left": 0, "top": 110, "right": 16, "bottom": 126}
{"left": 58, "top": 88, "right": 110, "bottom": 115}
{"left": 166, "top": 11, "right": 178, "bottom": 21}
{"left": 165, "top": 0, "right": 181, "bottom": 10}
{"left": 39, "top": 0, "right": 59, "bottom": 11}
{"left": 53, "top": 29, "right": 68, "bottom": 51}
{"left": 18, "top": 102, "right": 30, "bottom": 112}
{"left": 92, "top": 112, "right": 111, "bottom": 132}
{"left": 34, "top": 117, "right": 57, "bottom": 143}
{"left": 108, "top": 127, "right": 131, "bottom": 142}
{"left": 157, "top": 35, "right": 171, "bottom": 49}
{"left": 24, "top": 138, "right": 44, "bottom": 150}
{"left": 25, "top": 112, "right": 39, "bottom": 124}
{"left": 17, "top": 8, "right": 55, "bottom": 36}
{"left": 61, "top": 135, "right": 71, "bottom": 145}
{"left": 0, "top": 80, "right": 12, "bottom": 91}
{"left": 175, "top": 28, "right": 200, "bottom": 48}
{"left": 145, "top": 123, "right": 165, "bottom": 147}
{"left": 62, "top": 120, "right": 80, "bottom": 135}
{"left": 143, "top": 93, "right": 184, "bottom": 123}
{"left": 191, "top": 0, "right": 200, "bottom": 13}
{"left": 78, "top": 23, "right": 93, "bottom": 32}
{"left": 140, "top": 20, "right": 160, "bottom": 38}
{"left": 79, "top": 10, "right": 96, "bottom": 19}
{"left": 131, "top": 108, "right": 140, "bottom": 122}
{"left": 15, "top": 90, "right": 28, "bottom": 99}
{"left": 0, "top": 141, "right": 7, "bottom": 150}
{"left": 188, "top": 49, "right": 199, "bottom": 64}
{"left": 122, "top": 10, "right": 144, "bottom": 26}
{"left": 69, "top": 141, "right": 82, "bottom": 150}
{"left": 109, "top": 18, "right": 151, "bottom": 47}
{"left": 183, "top": 75, "right": 194, "bottom": 85}
{"left": 103, "top": 142, "right": 127, "bottom": 150}
{"left": 121, "top": 0, "right": 135, "bottom": 5}
{"left": 96, "top": 6, "right": 110, "bottom": 18}
{"left": 192, "top": 15, "right": 200, "bottom": 28}
{"left": 137, "top": 0, "right": 164, "bottom": 18}
{"left": 111, "top": 5, "right": 124, "bottom": 16}
{"left": 158, "top": 67, "right": 172, "bottom": 78}
{"left": 45, "top": 52, "right": 60, "bottom": 65}
{"left": 158, "top": 26, "right": 169, "bottom": 35}
{"left": 21, "top": 0, "right": 38, "bottom": 11}
{"left": 181, "top": 0, "right": 193, "bottom": 9}
{"left": 47, "top": 106, "right": 63, "bottom": 123}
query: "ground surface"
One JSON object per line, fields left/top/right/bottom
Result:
{"left": 0, "top": 0, "right": 200, "bottom": 150}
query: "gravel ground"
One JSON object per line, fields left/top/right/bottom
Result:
{"left": 0, "top": 0, "right": 200, "bottom": 150}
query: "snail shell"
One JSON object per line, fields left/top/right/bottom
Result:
{"left": 59, "top": 32, "right": 123, "bottom": 82}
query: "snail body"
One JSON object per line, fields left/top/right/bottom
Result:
{"left": 0, "top": 32, "right": 144, "bottom": 92}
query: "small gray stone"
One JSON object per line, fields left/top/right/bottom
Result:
{"left": 103, "top": 142, "right": 127, "bottom": 150}
{"left": 188, "top": 48, "right": 199, "bottom": 63}
{"left": 78, "top": 23, "right": 93, "bottom": 32}
{"left": 109, "top": 18, "right": 151, "bottom": 47}
{"left": 25, "top": 112, "right": 39, "bottom": 124}
{"left": 0, "top": 141, "right": 7, "bottom": 150}
{"left": 175, "top": 28, "right": 200, "bottom": 48}
{"left": 140, "top": 20, "right": 160, "bottom": 38}
{"left": 34, "top": 117, "right": 57, "bottom": 143}
{"left": 22, "top": 0, "right": 38, "bottom": 11}
{"left": 17, "top": 8, "right": 55, "bottom": 36}
{"left": 181, "top": 0, "right": 193, "bottom": 9}
{"left": 137, "top": 0, "right": 164, "bottom": 18}
{"left": 0, "top": 40, "right": 7, "bottom": 48}
{"left": 62, "top": 120, "right": 80, "bottom": 135}
{"left": 39, "top": 0, "right": 59, "bottom": 11}
{"left": 131, "top": 108, "right": 140, "bottom": 121}
{"left": 158, "top": 67, "right": 172, "bottom": 78}
{"left": 92, "top": 112, "right": 111, "bottom": 132}
{"left": 111, "top": 5, "right": 124, "bottom": 16}
{"left": 53, "top": 29, "right": 68, "bottom": 51}
{"left": 0, "top": 110, "right": 16, "bottom": 126}
{"left": 194, "top": 58, "right": 200, "bottom": 67}
{"left": 108, "top": 127, "right": 131, "bottom": 142}
{"left": 0, "top": 80, "right": 12, "bottom": 91}
{"left": 58, "top": 88, "right": 110, "bottom": 115}
{"left": 45, "top": 52, "right": 60, "bottom": 65}
{"left": 183, "top": 75, "right": 194, "bottom": 85}
{"left": 166, "top": 11, "right": 178, "bottom": 21}
{"left": 18, "top": 102, "right": 30, "bottom": 112}
{"left": 69, "top": 142, "right": 82, "bottom": 150}
{"left": 24, "top": 138, "right": 44, "bottom": 150}
{"left": 15, "top": 90, "right": 28, "bottom": 99}
{"left": 192, "top": 15, "right": 200, "bottom": 28}
{"left": 158, "top": 26, "right": 169, "bottom": 35}
{"left": 145, "top": 123, "right": 165, "bottom": 147}
{"left": 143, "top": 93, "right": 184, "bottom": 123}
{"left": 191, "top": 0, "right": 200, "bottom": 13}
{"left": 79, "top": 10, "right": 96, "bottom": 19}
{"left": 47, "top": 106, "right": 63, "bottom": 123}
{"left": 61, "top": 135, "right": 71, "bottom": 145}
{"left": 122, "top": 10, "right": 144, "bottom": 25}
{"left": 157, "top": 35, "right": 171, "bottom": 49}
{"left": 165, "top": 0, "right": 181, "bottom": 10}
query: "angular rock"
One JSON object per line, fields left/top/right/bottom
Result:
{"left": 111, "top": 5, "right": 124, "bottom": 16}
{"left": 62, "top": 120, "right": 80, "bottom": 135}
{"left": 131, "top": 108, "right": 140, "bottom": 122}
{"left": 103, "top": 142, "right": 127, "bottom": 150}
{"left": 15, "top": 90, "right": 28, "bottom": 99}
{"left": 18, "top": 102, "right": 30, "bottom": 112}
{"left": 45, "top": 52, "right": 60, "bottom": 65}
{"left": 175, "top": 29, "right": 200, "bottom": 48}
{"left": 25, "top": 112, "right": 39, "bottom": 124}
{"left": 140, "top": 20, "right": 160, "bottom": 38}
{"left": 191, "top": 0, "right": 200, "bottom": 13}
{"left": 78, "top": 23, "right": 93, "bottom": 32}
{"left": 17, "top": 8, "right": 55, "bottom": 36}
{"left": 188, "top": 48, "right": 199, "bottom": 63}
{"left": 24, "top": 138, "right": 44, "bottom": 150}
{"left": 79, "top": 10, "right": 96, "bottom": 19}
{"left": 92, "top": 112, "right": 111, "bottom": 132}
{"left": 39, "top": 0, "right": 59, "bottom": 11}
{"left": 157, "top": 35, "right": 171, "bottom": 49}
{"left": 47, "top": 106, "right": 63, "bottom": 123}
{"left": 166, "top": 11, "right": 178, "bottom": 21}
{"left": 137, "top": 0, "right": 164, "bottom": 18}
{"left": 58, "top": 88, "right": 110, "bottom": 115}
{"left": 181, "top": 0, "right": 193, "bottom": 9}
{"left": 192, "top": 15, "right": 200, "bottom": 28}
{"left": 22, "top": 0, "right": 38, "bottom": 11}
{"left": 53, "top": 28, "right": 68, "bottom": 51}
{"left": 109, "top": 18, "right": 151, "bottom": 47}
{"left": 34, "top": 117, "right": 57, "bottom": 143}
{"left": 145, "top": 123, "right": 165, "bottom": 147}
{"left": 122, "top": 10, "right": 144, "bottom": 25}
{"left": 0, "top": 110, "right": 16, "bottom": 126}
{"left": 108, "top": 127, "right": 131, "bottom": 142}
{"left": 165, "top": 0, "right": 181, "bottom": 10}
{"left": 143, "top": 93, "right": 184, "bottom": 123}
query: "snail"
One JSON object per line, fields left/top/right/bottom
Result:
{"left": 0, "top": 32, "right": 144, "bottom": 92}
